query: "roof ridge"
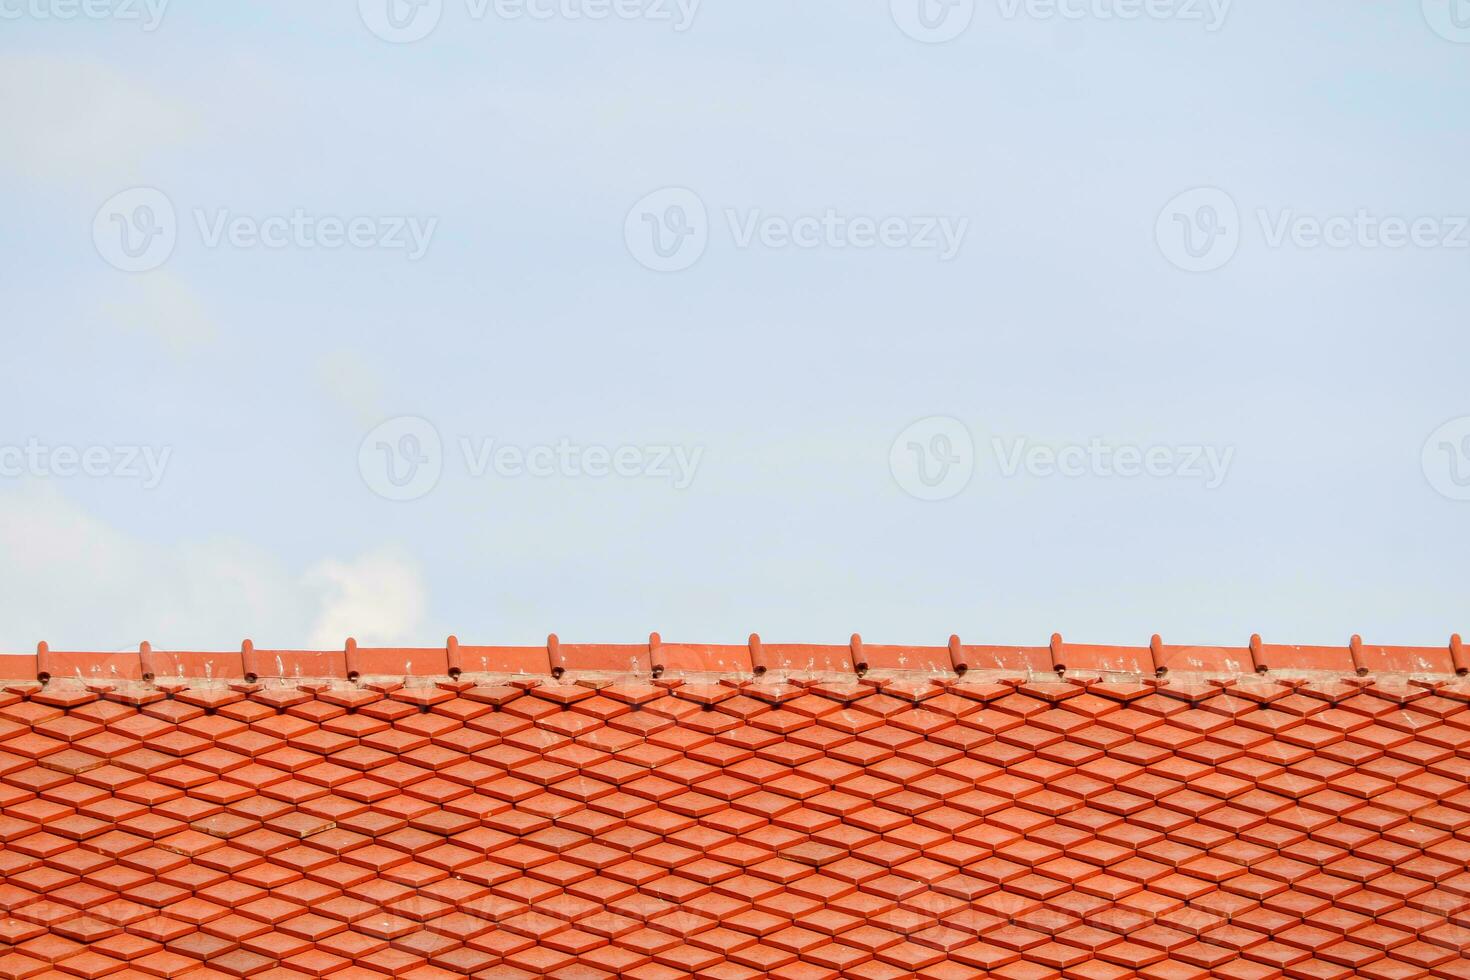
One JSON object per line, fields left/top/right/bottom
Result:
{"left": 1, "top": 632, "right": 1464, "bottom": 685}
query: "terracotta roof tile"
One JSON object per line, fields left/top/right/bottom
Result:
{"left": 4, "top": 644, "right": 1470, "bottom": 975}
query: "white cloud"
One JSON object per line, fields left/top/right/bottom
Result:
{"left": 304, "top": 552, "right": 428, "bottom": 650}
{"left": 99, "top": 271, "right": 220, "bottom": 354}
{"left": 0, "top": 55, "right": 195, "bottom": 184}
{"left": 317, "top": 350, "right": 387, "bottom": 425}
{"left": 0, "top": 487, "right": 427, "bottom": 652}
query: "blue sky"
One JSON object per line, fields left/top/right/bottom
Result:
{"left": 1, "top": 0, "right": 1467, "bottom": 653}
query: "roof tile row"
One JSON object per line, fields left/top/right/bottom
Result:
{"left": 5, "top": 633, "right": 1468, "bottom": 686}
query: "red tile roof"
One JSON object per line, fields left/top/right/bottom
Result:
{"left": 1, "top": 633, "right": 1469, "bottom": 979}
{"left": 5, "top": 632, "right": 1469, "bottom": 683}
